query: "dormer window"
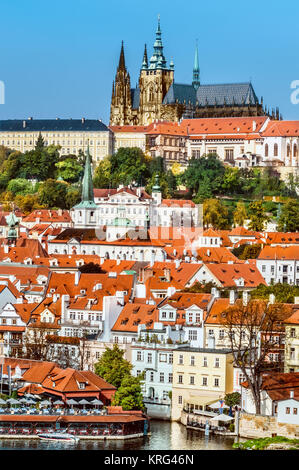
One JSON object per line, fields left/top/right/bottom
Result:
{"left": 78, "top": 382, "right": 85, "bottom": 390}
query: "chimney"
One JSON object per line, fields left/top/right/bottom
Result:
{"left": 23, "top": 120, "right": 26, "bottom": 128}
{"left": 81, "top": 117, "right": 85, "bottom": 124}
{"left": 164, "top": 268, "right": 171, "bottom": 282}
{"left": 174, "top": 259, "right": 181, "bottom": 269}
{"left": 74, "top": 270, "right": 81, "bottom": 286}
{"left": 290, "top": 390, "right": 294, "bottom": 399}
{"left": 269, "top": 293, "right": 275, "bottom": 304}
{"left": 211, "top": 287, "right": 220, "bottom": 298}
{"left": 229, "top": 290, "right": 237, "bottom": 305}
{"left": 252, "top": 120, "right": 257, "bottom": 132}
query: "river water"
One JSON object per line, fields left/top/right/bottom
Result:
{"left": 0, "top": 421, "right": 235, "bottom": 451}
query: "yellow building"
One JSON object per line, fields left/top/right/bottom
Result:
{"left": 171, "top": 347, "right": 234, "bottom": 421}
{"left": 284, "top": 310, "right": 299, "bottom": 373}
{"left": 0, "top": 118, "right": 113, "bottom": 165}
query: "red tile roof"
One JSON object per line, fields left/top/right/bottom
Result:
{"left": 261, "top": 120, "right": 299, "bottom": 137}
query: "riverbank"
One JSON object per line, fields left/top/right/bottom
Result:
{"left": 233, "top": 436, "right": 299, "bottom": 450}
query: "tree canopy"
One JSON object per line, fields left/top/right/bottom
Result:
{"left": 94, "top": 344, "right": 133, "bottom": 389}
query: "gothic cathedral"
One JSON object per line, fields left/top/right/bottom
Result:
{"left": 110, "top": 17, "right": 278, "bottom": 126}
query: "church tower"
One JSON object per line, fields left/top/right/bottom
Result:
{"left": 138, "top": 16, "right": 174, "bottom": 125}
{"left": 72, "top": 145, "right": 98, "bottom": 228}
{"left": 110, "top": 41, "right": 133, "bottom": 126}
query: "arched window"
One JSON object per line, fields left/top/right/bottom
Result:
{"left": 287, "top": 144, "right": 291, "bottom": 157}
{"left": 274, "top": 143, "right": 278, "bottom": 157}
{"left": 148, "top": 85, "right": 154, "bottom": 102}
{"left": 265, "top": 143, "right": 268, "bottom": 157}
{"left": 294, "top": 144, "right": 298, "bottom": 157}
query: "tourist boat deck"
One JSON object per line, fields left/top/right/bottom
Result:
{"left": 0, "top": 412, "right": 150, "bottom": 439}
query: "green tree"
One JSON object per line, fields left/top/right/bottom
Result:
{"left": 93, "top": 157, "right": 112, "bottom": 188}
{"left": 94, "top": 344, "right": 132, "bottom": 389}
{"left": 221, "top": 167, "right": 241, "bottom": 194}
{"left": 14, "top": 194, "right": 45, "bottom": 214}
{"left": 112, "top": 374, "right": 145, "bottom": 411}
{"left": 251, "top": 283, "right": 299, "bottom": 303}
{"left": 65, "top": 187, "right": 81, "bottom": 209}
{"left": 55, "top": 157, "right": 83, "bottom": 183}
{"left": 38, "top": 179, "right": 69, "bottom": 208}
{"left": 278, "top": 199, "right": 299, "bottom": 232}
{"left": 181, "top": 154, "right": 225, "bottom": 196}
{"left": 18, "top": 143, "right": 60, "bottom": 181}
{"left": 109, "top": 147, "right": 151, "bottom": 186}
{"left": 193, "top": 176, "right": 213, "bottom": 203}
{"left": 233, "top": 201, "right": 247, "bottom": 227}
{"left": 203, "top": 198, "right": 230, "bottom": 229}
{"left": 7, "top": 178, "right": 35, "bottom": 196}
{"left": 247, "top": 200, "right": 269, "bottom": 231}
{"left": 224, "top": 392, "right": 241, "bottom": 407}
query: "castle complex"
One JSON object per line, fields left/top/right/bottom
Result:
{"left": 110, "top": 17, "right": 279, "bottom": 126}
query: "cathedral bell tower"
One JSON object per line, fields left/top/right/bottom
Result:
{"left": 110, "top": 41, "right": 133, "bottom": 126}
{"left": 138, "top": 16, "right": 174, "bottom": 125}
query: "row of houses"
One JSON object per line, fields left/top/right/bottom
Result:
{"left": 1, "top": 116, "right": 299, "bottom": 173}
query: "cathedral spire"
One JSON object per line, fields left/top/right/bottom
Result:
{"left": 192, "top": 40, "right": 200, "bottom": 90}
{"left": 118, "top": 40, "right": 126, "bottom": 70}
{"left": 149, "top": 14, "right": 167, "bottom": 69}
{"left": 141, "top": 44, "right": 148, "bottom": 69}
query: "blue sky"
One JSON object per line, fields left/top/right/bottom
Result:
{"left": 0, "top": 0, "right": 298, "bottom": 124}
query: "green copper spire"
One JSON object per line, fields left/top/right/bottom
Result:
{"left": 152, "top": 173, "right": 161, "bottom": 192}
{"left": 6, "top": 209, "right": 18, "bottom": 243}
{"left": 192, "top": 41, "right": 200, "bottom": 90}
{"left": 74, "top": 144, "right": 97, "bottom": 209}
{"left": 149, "top": 15, "right": 167, "bottom": 70}
{"left": 82, "top": 144, "right": 95, "bottom": 203}
{"left": 141, "top": 44, "right": 148, "bottom": 69}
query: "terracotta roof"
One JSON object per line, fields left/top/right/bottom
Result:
{"left": 262, "top": 120, "right": 299, "bottom": 137}
{"left": 181, "top": 116, "right": 268, "bottom": 135}
{"left": 109, "top": 125, "right": 149, "bottom": 133}
{"left": 284, "top": 310, "right": 299, "bottom": 325}
{"left": 22, "top": 210, "right": 71, "bottom": 223}
{"left": 205, "top": 298, "right": 231, "bottom": 324}
{"left": 196, "top": 247, "right": 240, "bottom": 264}
{"left": 258, "top": 245, "right": 299, "bottom": 260}
{"left": 264, "top": 232, "right": 299, "bottom": 246}
{"left": 112, "top": 303, "right": 158, "bottom": 333}
{"left": 161, "top": 199, "right": 195, "bottom": 208}
{"left": 202, "top": 262, "right": 266, "bottom": 288}
{"left": 146, "top": 121, "right": 188, "bottom": 136}
{"left": 242, "top": 372, "right": 299, "bottom": 402}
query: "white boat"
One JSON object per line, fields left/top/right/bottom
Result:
{"left": 38, "top": 431, "right": 79, "bottom": 443}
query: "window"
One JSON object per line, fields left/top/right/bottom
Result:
{"left": 290, "top": 328, "right": 296, "bottom": 338}
{"left": 286, "top": 407, "right": 290, "bottom": 414}
{"left": 178, "top": 396, "right": 182, "bottom": 405}
{"left": 159, "top": 373, "right": 165, "bottom": 383}
{"left": 274, "top": 143, "right": 278, "bottom": 157}
{"left": 189, "top": 376, "right": 195, "bottom": 385}
{"left": 265, "top": 143, "right": 268, "bottom": 157}
{"left": 159, "top": 353, "right": 167, "bottom": 363}
{"left": 178, "top": 355, "right": 184, "bottom": 365}
{"left": 149, "top": 372, "right": 154, "bottom": 382}
{"left": 202, "top": 377, "right": 207, "bottom": 386}
{"left": 215, "top": 358, "right": 220, "bottom": 368}
{"left": 168, "top": 373, "right": 173, "bottom": 383}
{"left": 137, "top": 351, "right": 142, "bottom": 361}
{"left": 294, "top": 408, "right": 298, "bottom": 415}
{"left": 214, "top": 378, "right": 219, "bottom": 387}
{"left": 78, "top": 382, "right": 85, "bottom": 390}
{"left": 219, "top": 330, "right": 225, "bottom": 340}
{"left": 136, "top": 370, "right": 142, "bottom": 377}
{"left": 190, "top": 356, "right": 195, "bottom": 366}
{"left": 188, "top": 330, "right": 197, "bottom": 341}
{"left": 147, "top": 353, "right": 152, "bottom": 363}
{"left": 203, "top": 357, "right": 208, "bottom": 367}
{"left": 169, "top": 353, "right": 173, "bottom": 364}
{"left": 178, "top": 375, "right": 183, "bottom": 384}
{"left": 225, "top": 149, "right": 234, "bottom": 161}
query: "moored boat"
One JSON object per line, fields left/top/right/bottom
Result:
{"left": 38, "top": 432, "right": 79, "bottom": 443}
